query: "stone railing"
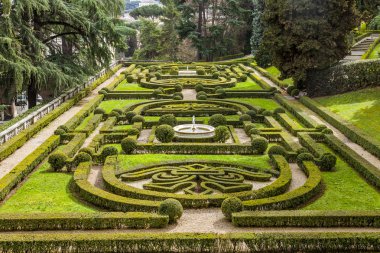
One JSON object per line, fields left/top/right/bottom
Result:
{"left": 0, "top": 61, "right": 118, "bottom": 145}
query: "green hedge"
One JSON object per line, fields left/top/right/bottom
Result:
{"left": 300, "top": 96, "right": 380, "bottom": 160}
{"left": 0, "top": 232, "right": 378, "bottom": 252}
{"left": 137, "top": 143, "right": 254, "bottom": 154}
{"left": 232, "top": 210, "right": 380, "bottom": 227}
{"left": 0, "top": 212, "right": 168, "bottom": 231}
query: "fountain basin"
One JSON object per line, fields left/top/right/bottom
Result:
{"left": 173, "top": 124, "right": 215, "bottom": 139}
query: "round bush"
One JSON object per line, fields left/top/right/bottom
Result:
{"left": 173, "top": 95, "right": 183, "bottom": 100}
{"left": 273, "top": 108, "right": 285, "bottom": 114}
{"left": 287, "top": 85, "right": 296, "bottom": 95}
{"left": 244, "top": 111, "right": 256, "bottom": 119}
{"left": 170, "top": 69, "right": 179, "bottom": 75}
{"left": 125, "top": 111, "right": 137, "bottom": 123}
{"left": 126, "top": 128, "right": 140, "bottom": 136}
{"left": 296, "top": 153, "right": 314, "bottom": 164}
{"left": 100, "top": 146, "right": 118, "bottom": 162}
{"left": 98, "top": 90, "right": 107, "bottom": 95}
{"left": 239, "top": 74, "right": 248, "bottom": 82}
{"left": 221, "top": 197, "right": 243, "bottom": 220}
{"left": 159, "top": 114, "right": 177, "bottom": 127}
{"left": 195, "top": 84, "right": 204, "bottom": 92}
{"left": 291, "top": 89, "right": 300, "bottom": 97}
{"left": 214, "top": 126, "right": 230, "bottom": 143}
{"left": 197, "top": 91, "right": 207, "bottom": 97}
{"left": 197, "top": 94, "right": 207, "bottom": 100}
{"left": 174, "top": 84, "right": 183, "bottom": 92}
{"left": 121, "top": 137, "right": 137, "bottom": 154}
{"left": 54, "top": 129, "right": 66, "bottom": 136}
{"left": 78, "top": 148, "right": 94, "bottom": 157}
{"left": 156, "top": 124, "right": 175, "bottom": 143}
{"left": 262, "top": 110, "right": 273, "bottom": 116}
{"left": 209, "top": 114, "right": 227, "bottom": 127}
{"left": 319, "top": 153, "right": 337, "bottom": 171}
{"left": 109, "top": 111, "right": 120, "bottom": 118}
{"left": 174, "top": 92, "right": 183, "bottom": 98}
{"left": 268, "top": 145, "right": 287, "bottom": 156}
{"left": 197, "top": 69, "right": 206, "bottom": 75}
{"left": 58, "top": 125, "right": 69, "bottom": 132}
{"left": 102, "top": 87, "right": 110, "bottom": 93}
{"left": 112, "top": 109, "right": 123, "bottom": 116}
{"left": 244, "top": 123, "right": 255, "bottom": 134}
{"left": 155, "top": 72, "right": 162, "bottom": 79}
{"left": 94, "top": 108, "right": 106, "bottom": 115}
{"left": 251, "top": 137, "right": 268, "bottom": 154}
{"left": 158, "top": 199, "right": 183, "bottom": 224}
{"left": 322, "top": 128, "right": 333, "bottom": 135}
{"left": 239, "top": 114, "right": 252, "bottom": 122}
{"left": 131, "top": 115, "right": 145, "bottom": 123}
{"left": 256, "top": 107, "right": 265, "bottom": 114}
{"left": 249, "top": 128, "right": 261, "bottom": 135}
{"left": 74, "top": 152, "right": 92, "bottom": 167}
{"left": 48, "top": 151, "right": 68, "bottom": 171}
{"left": 126, "top": 75, "right": 134, "bottom": 83}
{"left": 212, "top": 71, "right": 220, "bottom": 79}
{"left": 152, "top": 89, "right": 164, "bottom": 98}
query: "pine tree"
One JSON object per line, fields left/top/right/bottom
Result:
{"left": 250, "top": 0, "right": 264, "bottom": 55}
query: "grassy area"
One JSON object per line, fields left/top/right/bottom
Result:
{"left": 303, "top": 145, "right": 380, "bottom": 210}
{"left": 315, "top": 87, "right": 380, "bottom": 143}
{"left": 114, "top": 80, "right": 151, "bottom": 91}
{"left": 368, "top": 43, "right": 380, "bottom": 59}
{"left": 75, "top": 114, "right": 93, "bottom": 131}
{"left": 98, "top": 100, "right": 147, "bottom": 113}
{"left": 229, "top": 78, "right": 263, "bottom": 90}
{"left": 0, "top": 163, "right": 96, "bottom": 213}
{"left": 265, "top": 66, "right": 294, "bottom": 86}
{"left": 229, "top": 98, "right": 280, "bottom": 111}
{"left": 112, "top": 124, "right": 133, "bottom": 131}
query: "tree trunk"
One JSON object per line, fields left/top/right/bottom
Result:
{"left": 27, "top": 80, "right": 37, "bottom": 108}
{"left": 197, "top": 1, "right": 203, "bottom": 60}
{"left": 11, "top": 99, "right": 17, "bottom": 118}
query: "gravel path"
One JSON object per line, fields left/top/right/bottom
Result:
{"left": 182, "top": 89, "right": 197, "bottom": 100}
{"left": 0, "top": 68, "right": 126, "bottom": 180}
{"left": 234, "top": 128, "right": 251, "bottom": 144}
{"left": 137, "top": 129, "right": 151, "bottom": 143}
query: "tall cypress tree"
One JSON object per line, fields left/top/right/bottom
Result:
{"left": 250, "top": 0, "right": 264, "bottom": 55}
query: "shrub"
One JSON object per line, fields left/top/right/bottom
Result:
{"left": 174, "top": 84, "right": 183, "bottom": 92}
{"left": 268, "top": 145, "right": 287, "bottom": 156}
{"left": 48, "top": 151, "right": 68, "bottom": 171}
{"left": 159, "top": 114, "right": 177, "bottom": 127}
{"left": 196, "top": 68, "right": 206, "bottom": 75}
{"left": 126, "top": 75, "right": 134, "bottom": 83}
{"left": 209, "top": 114, "right": 227, "bottom": 127}
{"left": 291, "top": 89, "right": 300, "bottom": 97}
{"left": 112, "top": 109, "right": 123, "bottom": 116}
{"left": 74, "top": 152, "right": 92, "bottom": 167}
{"left": 156, "top": 125, "right": 175, "bottom": 143}
{"left": 58, "top": 125, "right": 69, "bottom": 132}
{"left": 318, "top": 153, "right": 337, "bottom": 171}
{"left": 170, "top": 69, "right": 179, "bottom": 75}
{"left": 249, "top": 128, "right": 261, "bottom": 135}
{"left": 78, "top": 148, "right": 94, "bottom": 157}
{"left": 221, "top": 197, "right": 243, "bottom": 220}
{"left": 239, "top": 74, "right": 248, "bottom": 82}
{"left": 100, "top": 146, "right": 118, "bottom": 163}
{"left": 239, "top": 114, "right": 252, "bottom": 122}
{"left": 256, "top": 107, "right": 265, "bottom": 114}
{"left": 173, "top": 92, "right": 183, "bottom": 98}
{"left": 297, "top": 147, "right": 309, "bottom": 155}
{"left": 246, "top": 110, "right": 256, "bottom": 118}
{"left": 274, "top": 108, "right": 285, "bottom": 114}
{"left": 212, "top": 71, "right": 220, "bottom": 78}
{"left": 131, "top": 115, "right": 145, "bottom": 123}
{"left": 316, "top": 124, "right": 327, "bottom": 131}
{"left": 152, "top": 89, "right": 164, "bottom": 98}
{"left": 173, "top": 95, "right": 182, "bottom": 100}
{"left": 244, "top": 123, "right": 255, "bottom": 134}
{"left": 126, "top": 128, "right": 140, "bottom": 136}
{"left": 296, "top": 153, "right": 314, "bottom": 164}
{"left": 98, "top": 90, "right": 107, "bottom": 95}
{"left": 121, "top": 137, "right": 137, "bottom": 154}
{"left": 94, "top": 108, "right": 106, "bottom": 115}
{"left": 287, "top": 85, "right": 296, "bottom": 95}
{"left": 109, "top": 111, "right": 120, "bottom": 118}
{"left": 195, "top": 84, "right": 204, "bottom": 92}
{"left": 125, "top": 111, "right": 137, "bottom": 123}
{"left": 197, "top": 91, "right": 207, "bottom": 97}
{"left": 155, "top": 72, "right": 162, "bottom": 79}
{"left": 214, "top": 126, "right": 230, "bottom": 143}
{"left": 251, "top": 137, "right": 268, "bottom": 154}
{"left": 54, "top": 129, "right": 66, "bottom": 136}
{"left": 262, "top": 110, "right": 273, "bottom": 116}
{"left": 322, "top": 128, "right": 334, "bottom": 135}
{"left": 197, "top": 95, "right": 207, "bottom": 100}
{"left": 215, "top": 88, "right": 226, "bottom": 97}
{"left": 158, "top": 198, "right": 183, "bottom": 223}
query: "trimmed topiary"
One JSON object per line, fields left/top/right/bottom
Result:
{"left": 221, "top": 197, "right": 243, "bottom": 220}
{"left": 251, "top": 136, "right": 268, "bottom": 154}
{"left": 173, "top": 95, "right": 183, "bottom": 100}
{"left": 246, "top": 110, "right": 256, "bottom": 118}
{"left": 262, "top": 110, "right": 273, "bottom": 116}
{"left": 195, "top": 84, "right": 204, "bottom": 92}
{"left": 121, "top": 137, "right": 137, "bottom": 154}
{"left": 239, "top": 74, "right": 248, "bottom": 82}
{"left": 58, "top": 125, "right": 69, "bottom": 132}
{"left": 98, "top": 90, "right": 107, "bottom": 95}
{"left": 109, "top": 111, "right": 120, "bottom": 118}
{"left": 100, "top": 146, "right": 118, "bottom": 163}
{"left": 239, "top": 114, "right": 252, "bottom": 122}
{"left": 48, "top": 151, "right": 68, "bottom": 171}
{"left": 159, "top": 114, "right": 177, "bottom": 127}
{"left": 94, "top": 108, "right": 106, "bottom": 115}
{"left": 156, "top": 124, "right": 175, "bottom": 143}
{"left": 214, "top": 126, "right": 230, "bottom": 143}
{"left": 131, "top": 115, "right": 145, "bottom": 123}
{"left": 158, "top": 198, "right": 183, "bottom": 224}
{"left": 74, "top": 152, "right": 92, "bottom": 167}
{"left": 152, "top": 89, "right": 164, "bottom": 98}
{"left": 273, "top": 108, "right": 285, "bottom": 114}
{"left": 125, "top": 111, "right": 137, "bottom": 123}
{"left": 215, "top": 88, "right": 226, "bottom": 97}
{"left": 291, "top": 89, "right": 300, "bottom": 97}
{"left": 197, "top": 91, "right": 207, "bottom": 97}
{"left": 173, "top": 92, "right": 183, "bottom": 98}
{"left": 209, "top": 114, "right": 227, "bottom": 127}
{"left": 287, "top": 85, "right": 296, "bottom": 95}
{"left": 244, "top": 123, "right": 255, "bottom": 134}
{"left": 268, "top": 145, "right": 287, "bottom": 157}
{"left": 174, "top": 84, "right": 183, "bottom": 92}
{"left": 78, "top": 148, "right": 94, "bottom": 157}
{"left": 297, "top": 147, "right": 309, "bottom": 155}
{"left": 197, "top": 94, "right": 207, "bottom": 100}
{"left": 54, "top": 129, "right": 66, "bottom": 136}
{"left": 318, "top": 153, "right": 337, "bottom": 171}
{"left": 296, "top": 153, "right": 314, "bottom": 164}
{"left": 126, "top": 128, "right": 140, "bottom": 136}
{"left": 316, "top": 124, "right": 327, "bottom": 131}
{"left": 249, "top": 128, "right": 261, "bottom": 135}
{"left": 212, "top": 71, "right": 220, "bottom": 79}
{"left": 126, "top": 75, "right": 134, "bottom": 83}
{"left": 322, "top": 128, "right": 333, "bottom": 135}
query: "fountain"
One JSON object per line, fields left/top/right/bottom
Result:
{"left": 178, "top": 66, "right": 197, "bottom": 76}
{"left": 173, "top": 116, "right": 215, "bottom": 139}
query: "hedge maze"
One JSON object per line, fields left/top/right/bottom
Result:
{"left": 0, "top": 62, "right": 379, "bottom": 252}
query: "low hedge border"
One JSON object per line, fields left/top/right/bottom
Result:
{"left": 0, "top": 232, "right": 378, "bottom": 252}
{"left": 300, "top": 96, "right": 380, "bottom": 160}
{"left": 137, "top": 143, "right": 254, "bottom": 154}
{"left": 0, "top": 212, "right": 169, "bottom": 231}
{"left": 232, "top": 210, "right": 380, "bottom": 227}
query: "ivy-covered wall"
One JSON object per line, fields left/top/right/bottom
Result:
{"left": 306, "top": 59, "right": 380, "bottom": 97}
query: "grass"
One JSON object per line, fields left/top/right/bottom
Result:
{"left": 265, "top": 66, "right": 294, "bottom": 86}
{"left": 98, "top": 99, "right": 148, "bottom": 113}
{"left": 229, "top": 78, "right": 263, "bottom": 90}
{"left": 75, "top": 114, "right": 93, "bottom": 131}
{"left": 0, "top": 163, "right": 96, "bottom": 213}
{"left": 114, "top": 80, "right": 151, "bottom": 91}
{"left": 229, "top": 98, "right": 280, "bottom": 111}
{"left": 315, "top": 87, "right": 380, "bottom": 143}
{"left": 303, "top": 145, "right": 380, "bottom": 210}
{"left": 369, "top": 43, "right": 380, "bottom": 59}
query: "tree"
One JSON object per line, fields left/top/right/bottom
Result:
{"left": 250, "top": 0, "right": 265, "bottom": 55}
{"left": 133, "top": 19, "right": 163, "bottom": 59}
{"left": 130, "top": 4, "right": 164, "bottom": 20}
{"left": 355, "top": 0, "right": 380, "bottom": 22}
{"left": 160, "top": 0, "right": 181, "bottom": 61}
{"left": 262, "top": 0, "right": 358, "bottom": 89}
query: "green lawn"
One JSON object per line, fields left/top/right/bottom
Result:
{"left": 0, "top": 163, "right": 96, "bottom": 213}
{"left": 75, "top": 114, "right": 93, "bottom": 131}
{"left": 315, "top": 87, "right": 380, "bottom": 143}
{"left": 369, "top": 43, "right": 380, "bottom": 59}
{"left": 229, "top": 98, "right": 280, "bottom": 111}
{"left": 114, "top": 80, "right": 151, "bottom": 91}
{"left": 229, "top": 78, "right": 263, "bottom": 90}
{"left": 265, "top": 66, "right": 294, "bottom": 86}
{"left": 98, "top": 99, "right": 148, "bottom": 113}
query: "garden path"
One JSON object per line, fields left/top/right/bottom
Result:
{"left": 182, "top": 89, "right": 197, "bottom": 100}
{"left": 0, "top": 67, "right": 126, "bottom": 180}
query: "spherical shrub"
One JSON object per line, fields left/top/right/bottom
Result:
{"left": 74, "top": 152, "right": 92, "bottom": 167}
{"left": 54, "top": 128, "right": 66, "bottom": 136}
{"left": 221, "top": 197, "right": 243, "bottom": 220}
{"left": 212, "top": 71, "right": 220, "bottom": 79}
{"left": 155, "top": 124, "right": 175, "bottom": 143}
{"left": 244, "top": 123, "right": 255, "bottom": 134}
{"left": 239, "top": 114, "right": 252, "bottom": 122}
{"left": 78, "top": 148, "right": 94, "bottom": 157}
{"left": 152, "top": 89, "right": 164, "bottom": 98}
{"left": 102, "top": 87, "right": 110, "bottom": 93}
{"left": 246, "top": 110, "right": 256, "bottom": 118}
{"left": 109, "top": 111, "right": 120, "bottom": 118}
{"left": 48, "top": 151, "right": 68, "bottom": 171}
{"left": 209, "top": 114, "right": 227, "bottom": 127}
{"left": 58, "top": 125, "right": 69, "bottom": 132}
{"left": 126, "top": 75, "right": 134, "bottom": 83}
{"left": 155, "top": 72, "right": 162, "bottom": 79}
{"left": 215, "top": 88, "right": 226, "bottom": 97}
{"left": 131, "top": 115, "right": 145, "bottom": 123}
{"left": 287, "top": 85, "right": 296, "bottom": 95}
{"left": 322, "top": 128, "right": 333, "bottom": 135}
{"left": 126, "top": 128, "right": 140, "bottom": 136}
{"left": 170, "top": 69, "right": 179, "bottom": 75}
{"left": 94, "top": 108, "right": 106, "bottom": 115}
{"left": 174, "top": 84, "right": 183, "bottom": 92}
{"left": 196, "top": 68, "right": 206, "bottom": 75}
{"left": 197, "top": 91, "right": 207, "bottom": 97}
{"left": 173, "top": 95, "right": 183, "bottom": 100}
{"left": 296, "top": 153, "right": 314, "bottom": 164}
{"left": 214, "top": 126, "right": 230, "bottom": 143}
{"left": 121, "top": 137, "right": 137, "bottom": 154}
{"left": 112, "top": 109, "right": 123, "bottom": 116}
{"left": 195, "top": 84, "right": 204, "bottom": 92}
{"left": 262, "top": 110, "right": 273, "bottom": 116}
{"left": 100, "top": 146, "right": 118, "bottom": 162}
{"left": 268, "top": 145, "right": 287, "bottom": 156}
{"left": 158, "top": 198, "right": 183, "bottom": 224}
{"left": 197, "top": 94, "right": 207, "bottom": 100}
{"left": 291, "top": 89, "right": 300, "bottom": 97}
{"left": 256, "top": 107, "right": 265, "bottom": 114}
{"left": 318, "top": 153, "right": 337, "bottom": 171}
{"left": 174, "top": 92, "right": 183, "bottom": 98}
{"left": 251, "top": 137, "right": 268, "bottom": 154}
{"left": 239, "top": 74, "right": 248, "bottom": 82}
{"left": 273, "top": 108, "right": 285, "bottom": 114}
{"left": 98, "top": 90, "right": 107, "bottom": 95}
{"left": 159, "top": 114, "right": 177, "bottom": 127}
{"left": 249, "top": 128, "right": 261, "bottom": 135}
{"left": 125, "top": 111, "right": 137, "bottom": 123}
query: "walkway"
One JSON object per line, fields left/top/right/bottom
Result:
{"left": 0, "top": 68, "right": 126, "bottom": 179}
{"left": 182, "top": 89, "right": 197, "bottom": 100}
{"left": 343, "top": 33, "right": 380, "bottom": 61}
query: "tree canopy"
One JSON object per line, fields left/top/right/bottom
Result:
{"left": 130, "top": 4, "right": 164, "bottom": 20}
